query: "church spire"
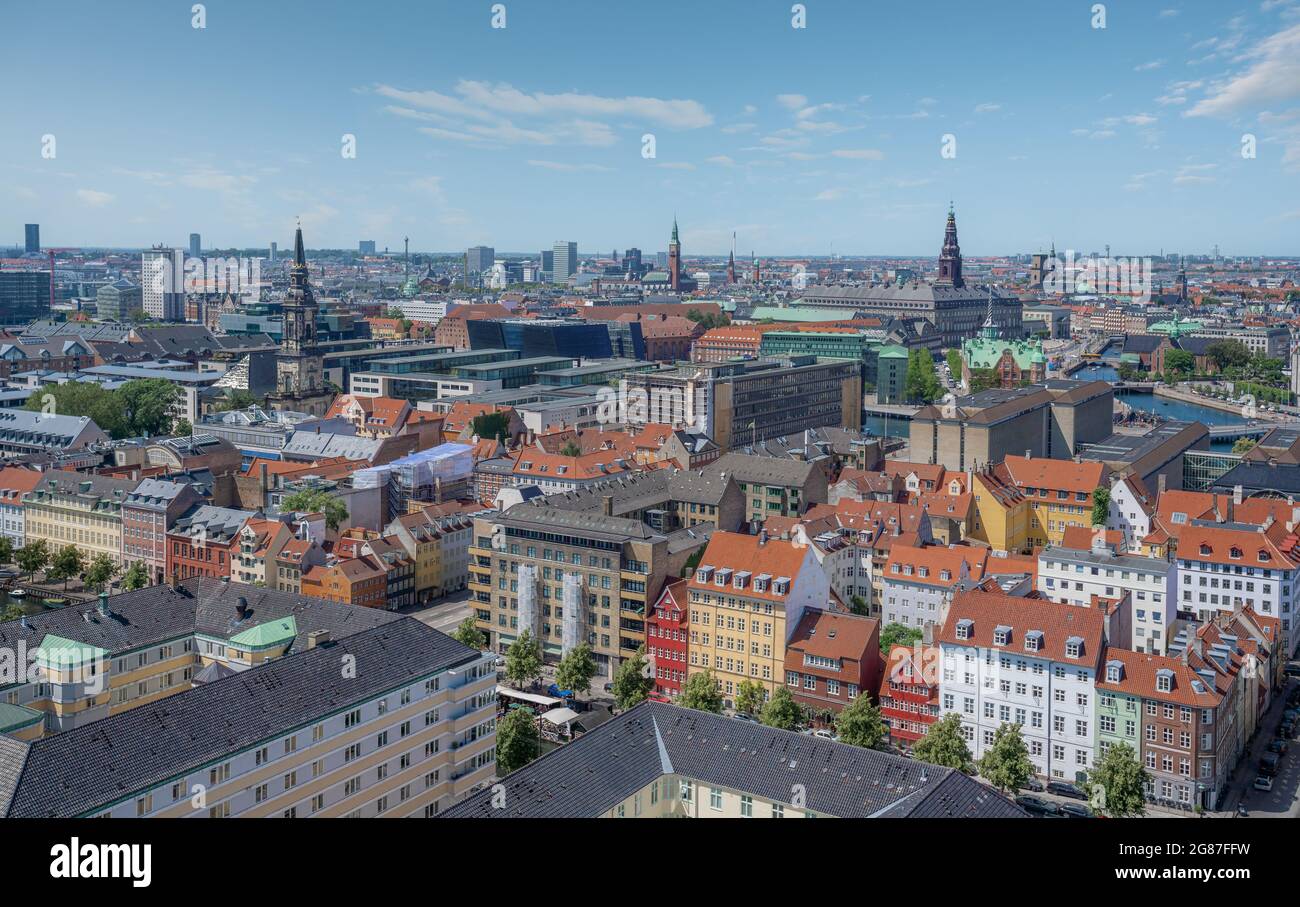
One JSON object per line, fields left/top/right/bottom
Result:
{"left": 938, "top": 204, "right": 963, "bottom": 287}
{"left": 981, "top": 287, "right": 999, "bottom": 339}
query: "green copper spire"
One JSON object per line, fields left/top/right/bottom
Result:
{"left": 671, "top": 217, "right": 679, "bottom": 244}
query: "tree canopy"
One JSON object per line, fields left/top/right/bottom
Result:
{"left": 280, "top": 488, "right": 348, "bottom": 531}
{"left": 835, "top": 694, "right": 888, "bottom": 749}
{"left": 555, "top": 642, "right": 597, "bottom": 695}
{"left": 611, "top": 647, "right": 654, "bottom": 710}
{"left": 976, "top": 722, "right": 1035, "bottom": 793}
{"left": 504, "top": 628, "right": 543, "bottom": 689}
{"left": 760, "top": 685, "right": 804, "bottom": 730}
{"left": 677, "top": 670, "right": 724, "bottom": 713}
{"left": 25, "top": 378, "right": 181, "bottom": 439}
{"left": 912, "top": 712, "right": 973, "bottom": 771}
{"left": 1087, "top": 741, "right": 1149, "bottom": 817}
{"left": 495, "top": 708, "right": 540, "bottom": 776}
{"left": 451, "top": 616, "right": 485, "bottom": 650}
{"left": 904, "top": 348, "right": 943, "bottom": 405}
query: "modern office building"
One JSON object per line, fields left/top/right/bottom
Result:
{"left": 466, "top": 246, "right": 495, "bottom": 278}
{"left": 552, "top": 241, "right": 577, "bottom": 283}
{"left": 0, "top": 271, "right": 52, "bottom": 325}
{"left": 466, "top": 318, "right": 645, "bottom": 361}
{"left": 24, "top": 224, "right": 40, "bottom": 254}
{"left": 141, "top": 247, "right": 185, "bottom": 321}
{"left": 359, "top": 240, "right": 377, "bottom": 255}
{"left": 189, "top": 233, "right": 202, "bottom": 258}
{"left": 94, "top": 277, "right": 142, "bottom": 322}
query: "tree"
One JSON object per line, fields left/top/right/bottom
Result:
{"left": 451, "top": 616, "right": 485, "bottom": 650}
{"left": 2, "top": 602, "right": 25, "bottom": 621}
{"left": 849, "top": 594, "right": 869, "bottom": 616}
{"left": 879, "top": 623, "right": 923, "bottom": 654}
{"left": 558, "top": 441, "right": 582, "bottom": 457}
{"left": 1091, "top": 486, "right": 1111, "bottom": 527}
{"left": 611, "top": 647, "right": 654, "bottom": 710}
{"left": 555, "top": 642, "right": 597, "bottom": 695}
{"left": 25, "top": 378, "right": 180, "bottom": 439}
{"left": 121, "top": 561, "right": 150, "bottom": 591}
{"left": 14, "top": 539, "right": 50, "bottom": 582}
{"left": 495, "top": 708, "right": 540, "bottom": 776}
{"left": 912, "top": 712, "right": 973, "bottom": 771}
{"left": 836, "top": 694, "right": 888, "bottom": 749}
{"left": 904, "top": 348, "right": 942, "bottom": 405}
{"left": 215, "top": 388, "right": 258, "bottom": 412}
{"left": 678, "top": 670, "right": 724, "bottom": 713}
{"left": 82, "top": 553, "right": 118, "bottom": 593}
{"left": 0, "top": 536, "right": 13, "bottom": 566}
{"left": 945, "top": 348, "right": 963, "bottom": 379}
{"left": 118, "top": 379, "right": 182, "bottom": 437}
{"left": 680, "top": 547, "right": 705, "bottom": 578}
{"left": 734, "top": 679, "right": 766, "bottom": 716}
{"left": 1232, "top": 437, "right": 1257, "bottom": 455}
{"left": 470, "top": 411, "right": 512, "bottom": 442}
{"left": 1163, "top": 349, "right": 1195, "bottom": 377}
{"left": 173, "top": 418, "right": 193, "bottom": 436}
{"left": 504, "top": 628, "right": 543, "bottom": 689}
{"left": 761, "top": 685, "right": 804, "bottom": 730}
{"left": 47, "top": 545, "right": 86, "bottom": 590}
{"left": 976, "top": 722, "right": 1035, "bottom": 794}
{"left": 1206, "top": 339, "right": 1250, "bottom": 372}
{"left": 1087, "top": 741, "right": 1149, "bottom": 817}
{"left": 280, "top": 488, "right": 349, "bottom": 531}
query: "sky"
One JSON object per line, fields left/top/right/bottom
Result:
{"left": 3, "top": 0, "right": 1300, "bottom": 257}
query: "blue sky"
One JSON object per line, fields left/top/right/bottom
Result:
{"left": 3, "top": 0, "right": 1299, "bottom": 256}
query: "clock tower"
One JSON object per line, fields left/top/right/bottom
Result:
{"left": 267, "top": 223, "right": 332, "bottom": 417}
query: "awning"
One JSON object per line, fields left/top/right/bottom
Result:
{"left": 539, "top": 707, "right": 581, "bottom": 726}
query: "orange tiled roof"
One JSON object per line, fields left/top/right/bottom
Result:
{"left": 939, "top": 589, "right": 1105, "bottom": 665}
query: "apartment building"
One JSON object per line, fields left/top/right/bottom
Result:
{"left": 881, "top": 543, "right": 989, "bottom": 632}
{"left": 121, "top": 478, "right": 205, "bottom": 585}
{"left": 0, "top": 466, "right": 42, "bottom": 546}
{"left": 23, "top": 471, "right": 138, "bottom": 567}
{"left": 0, "top": 580, "right": 496, "bottom": 817}
{"left": 302, "top": 555, "right": 389, "bottom": 609}
{"left": 442, "top": 700, "right": 1025, "bottom": 819}
{"left": 713, "top": 452, "right": 828, "bottom": 523}
{"left": 1037, "top": 531, "right": 1176, "bottom": 655}
{"left": 685, "top": 531, "right": 826, "bottom": 706}
{"left": 782, "top": 609, "right": 881, "bottom": 716}
{"left": 1104, "top": 474, "right": 1155, "bottom": 553}
{"left": 1175, "top": 518, "right": 1300, "bottom": 657}
{"left": 166, "top": 504, "right": 253, "bottom": 582}
{"left": 938, "top": 590, "right": 1108, "bottom": 782}
{"left": 647, "top": 578, "right": 689, "bottom": 699}
{"left": 1002, "top": 455, "right": 1109, "bottom": 549}
{"left": 469, "top": 494, "right": 706, "bottom": 677}
{"left": 880, "top": 642, "right": 941, "bottom": 746}
{"left": 386, "top": 509, "right": 477, "bottom": 603}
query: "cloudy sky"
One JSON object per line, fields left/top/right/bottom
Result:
{"left": 3, "top": 0, "right": 1299, "bottom": 256}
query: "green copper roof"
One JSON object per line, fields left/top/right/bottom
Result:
{"left": 877, "top": 344, "right": 910, "bottom": 359}
{"left": 751, "top": 306, "right": 846, "bottom": 322}
{"left": 961, "top": 336, "right": 1046, "bottom": 371}
{"left": 1149, "top": 318, "right": 1202, "bottom": 337}
{"left": 35, "top": 634, "right": 108, "bottom": 670}
{"left": 229, "top": 615, "right": 298, "bottom": 650}
{"left": 0, "top": 702, "right": 44, "bottom": 734}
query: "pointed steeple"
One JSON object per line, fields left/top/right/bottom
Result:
{"left": 293, "top": 218, "right": 305, "bottom": 268}
{"left": 938, "top": 204, "right": 963, "bottom": 287}
{"left": 671, "top": 217, "right": 679, "bottom": 245}
{"left": 981, "top": 287, "right": 999, "bottom": 339}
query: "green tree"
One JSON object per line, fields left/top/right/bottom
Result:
{"left": 1091, "top": 486, "right": 1111, "bottom": 526}
{"left": 879, "top": 623, "right": 923, "bottom": 653}
{"left": 215, "top": 388, "right": 259, "bottom": 412}
{"left": 945, "top": 348, "right": 963, "bottom": 379}
{"left": 495, "top": 708, "right": 541, "bottom": 776}
{"left": 1163, "top": 349, "right": 1195, "bottom": 377}
{"left": 0, "top": 535, "right": 13, "bottom": 566}
{"left": 2, "top": 602, "right": 25, "bottom": 621}
{"left": 904, "top": 348, "right": 942, "bottom": 405}
{"left": 558, "top": 441, "right": 583, "bottom": 457}
{"left": 678, "top": 670, "right": 724, "bottom": 713}
{"left": 47, "top": 545, "right": 86, "bottom": 590}
{"left": 680, "top": 547, "right": 705, "bottom": 578}
{"left": 121, "top": 561, "right": 150, "bottom": 591}
{"left": 504, "top": 628, "right": 543, "bottom": 689}
{"left": 611, "top": 646, "right": 654, "bottom": 710}
{"left": 1232, "top": 437, "right": 1257, "bottom": 455}
{"left": 280, "top": 488, "right": 349, "bottom": 531}
{"left": 1087, "top": 741, "right": 1149, "bottom": 817}
{"left": 849, "top": 594, "right": 869, "bottom": 616}
{"left": 761, "top": 685, "right": 804, "bottom": 730}
{"left": 82, "top": 553, "right": 118, "bottom": 592}
{"left": 118, "top": 379, "right": 182, "bottom": 437}
{"left": 173, "top": 418, "right": 193, "bottom": 436}
{"left": 976, "top": 722, "right": 1035, "bottom": 794}
{"left": 835, "top": 693, "right": 888, "bottom": 749}
{"left": 14, "top": 539, "right": 50, "bottom": 582}
{"left": 25, "top": 378, "right": 180, "bottom": 439}
{"left": 451, "top": 616, "right": 485, "bottom": 650}
{"left": 912, "top": 712, "right": 973, "bottom": 771}
{"left": 470, "top": 411, "right": 512, "bottom": 443}
{"left": 1205, "top": 340, "right": 1250, "bottom": 372}
{"left": 555, "top": 642, "right": 597, "bottom": 695}
{"left": 734, "top": 679, "right": 766, "bottom": 716}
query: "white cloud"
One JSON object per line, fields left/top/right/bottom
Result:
{"left": 813, "top": 188, "right": 846, "bottom": 201}
{"left": 776, "top": 94, "right": 808, "bottom": 110}
{"left": 1135, "top": 60, "right": 1166, "bottom": 71}
{"left": 830, "top": 149, "right": 885, "bottom": 159}
{"left": 1187, "top": 24, "right": 1300, "bottom": 116}
{"left": 526, "top": 160, "right": 613, "bottom": 172}
{"left": 973, "top": 102, "right": 1002, "bottom": 114}
{"left": 76, "top": 189, "right": 114, "bottom": 206}
{"left": 706, "top": 155, "right": 736, "bottom": 166}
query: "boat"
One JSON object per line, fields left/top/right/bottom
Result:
{"left": 9, "top": 588, "right": 26, "bottom": 599}
{"left": 43, "top": 597, "right": 68, "bottom": 609}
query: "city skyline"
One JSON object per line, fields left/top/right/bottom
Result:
{"left": 3, "top": 0, "right": 1300, "bottom": 256}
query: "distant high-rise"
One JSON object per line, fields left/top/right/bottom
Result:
{"left": 270, "top": 242, "right": 278, "bottom": 262}
{"left": 466, "top": 245, "right": 495, "bottom": 277}
{"left": 552, "top": 241, "right": 577, "bottom": 283}
{"left": 622, "top": 247, "right": 642, "bottom": 274}
{"left": 359, "top": 240, "right": 376, "bottom": 255}
{"left": 541, "top": 249, "right": 554, "bottom": 272}
{"left": 189, "top": 233, "right": 201, "bottom": 259}
{"left": 24, "top": 224, "right": 39, "bottom": 254}
{"left": 141, "top": 247, "right": 185, "bottom": 321}
{"left": 667, "top": 219, "right": 681, "bottom": 292}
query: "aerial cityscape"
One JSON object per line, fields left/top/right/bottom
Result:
{"left": 1, "top": 0, "right": 1298, "bottom": 874}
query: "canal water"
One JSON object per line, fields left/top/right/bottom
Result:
{"left": 0, "top": 586, "right": 63, "bottom": 617}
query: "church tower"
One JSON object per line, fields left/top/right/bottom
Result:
{"left": 668, "top": 218, "right": 681, "bottom": 292}
{"left": 937, "top": 203, "right": 964, "bottom": 288}
{"left": 267, "top": 222, "right": 331, "bottom": 417}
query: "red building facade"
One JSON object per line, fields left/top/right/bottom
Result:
{"left": 647, "top": 579, "right": 689, "bottom": 699}
{"left": 879, "top": 644, "right": 940, "bottom": 747}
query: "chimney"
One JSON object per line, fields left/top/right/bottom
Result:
{"left": 260, "top": 461, "right": 269, "bottom": 493}
{"left": 1157, "top": 473, "right": 1166, "bottom": 496}
{"left": 168, "top": 569, "right": 180, "bottom": 590}
{"left": 1233, "top": 484, "right": 1243, "bottom": 506}
{"left": 758, "top": 528, "right": 768, "bottom": 546}
{"left": 98, "top": 591, "right": 109, "bottom": 617}
{"left": 922, "top": 622, "right": 934, "bottom": 646}
{"left": 235, "top": 596, "right": 249, "bottom": 620}
{"left": 308, "top": 629, "right": 331, "bottom": 649}
{"left": 601, "top": 494, "right": 613, "bottom": 517}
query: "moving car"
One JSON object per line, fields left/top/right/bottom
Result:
{"left": 1253, "top": 776, "right": 1274, "bottom": 793}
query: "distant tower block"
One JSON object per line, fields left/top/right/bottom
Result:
{"left": 561, "top": 573, "right": 585, "bottom": 655}
{"left": 517, "top": 563, "right": 541, "bottom": 639}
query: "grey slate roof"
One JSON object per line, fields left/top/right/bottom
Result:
{"left": 441, "top": 701, "right": 1025, "bottom": 819}
{"left": 714, "top": 452, "right": 818, "bottom": 487}
{"left": 1, "top": 617, "right": 480, "bottom": 817}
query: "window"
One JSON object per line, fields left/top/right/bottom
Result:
{"left": 709, "top": 788, "right": 723, "bottom": 811}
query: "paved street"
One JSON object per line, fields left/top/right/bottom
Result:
{"left": 404, "top": 588, "right": 472, "bottom": 635}
{"left": 1225, "top": 678, "right": 1300, "bottom": 819}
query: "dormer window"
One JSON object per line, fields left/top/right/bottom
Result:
{"left": 1156, "top": 668, "right": 1174, "bottom": 693}
{"left": 1024, "top": 630, "right": 1043, "bottom": 652}
{"left": 1106, "top": 660, "right": 1124, "bottom": 683}
{"left": 940, "top": 569, "right": 951, "bottom": 581}
{"left": 774, "top": 577, "right": 790, "bottom": 595}
{"left": 1065, "top": 636, "right": 1083, "bottom": 659}
{"left": 695, "top": 566, "right": 714, "bottom": 583}
{"left": 955, "top": 618, "right": 973, "bottom": 640}
{"left": 1229, "top": 547, "right": 1242, "bottom": 560}
{"left": 918, "top": 566, "right": 929, "bottom": 578}
{"left": 1259, "top": 550, "right": 1271, "bottom": 562}
{"left": 1199, "top": 544, "right": 1212, "bottom": 556}
{"left": 993, "top": 625, "right": 1011, "bottom": 646}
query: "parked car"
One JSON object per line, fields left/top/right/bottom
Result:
{"left": 1283, "top": 661, "right": 1300, "bottom": 678}
{"left": 1058, "top": 802, "right": 1094, "bottom": 819}
{"left": 1236, "top": 803, "right": 1249, "bottom": 818}
{"left": 1015, "top": 795, "right": 1061, "bottom": 817}
{"left": 1260, "top": 752, "right": 1281, "bottom": 776}
{"left": 1046, "top": 781, "right": 1088, "bottom": 800}
{"left": 1019, "top": 778, "right": 1045, "bottom": 793}
{"left": 1269, "top": 738, "right": 1289, "bottom": 756}
{"left": 813, "top": 729, "right": 835, "bottom": 740}
{"left": 1254, "top": 775, "right": 1274, "bottom": 793}
{"left": 733, "top": 713, "right": 757, "bottom": 723}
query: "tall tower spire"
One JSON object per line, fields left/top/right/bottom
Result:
{"left": 668, "top": 217, "right": 682, "bottom": 292}
{"left": 981, "top": 287, "right": 999, "bottom": 339}
{"left": 937, "top": 204, "right": 963, "bottom": 288}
